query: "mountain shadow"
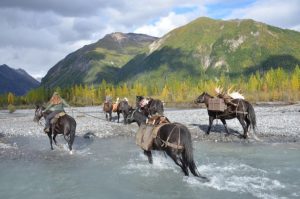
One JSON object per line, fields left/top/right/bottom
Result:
{"left": 116, "top": 46, "right": 201, "bottom": 83}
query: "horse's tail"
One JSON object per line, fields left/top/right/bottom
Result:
{"left": 181, "top": 126, "right": 208, "bottom": 181}
{"left": 247, "top": 102, "right": 257, "bottom": 133}
{"left": 64, "top": 117, "right": 76, "bottom": 151}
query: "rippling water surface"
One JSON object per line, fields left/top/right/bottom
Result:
{"left": 0, "top": 135, "right": 299, "bottom": 199}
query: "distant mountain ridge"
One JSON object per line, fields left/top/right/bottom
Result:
{"left": 41, "top": 32, "right": 158, "bottom": 88}
{"left": 117, "top": 17, "right": 300, "bottom": 84}
{"left": 0, "top": 64, "right": 40, "bottom": 95}
{"left": 42, "top": 17, "right": 300, "bottom": 88}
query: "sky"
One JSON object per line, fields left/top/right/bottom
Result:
{"left": 0, "top": 0, "right": 299, "bottom": 78}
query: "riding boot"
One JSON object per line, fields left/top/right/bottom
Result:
{"left": 44, "top": 122, "right": 50, "bottom": 133}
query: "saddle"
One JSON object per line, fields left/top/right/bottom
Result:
{"left": 50, "top": 112, "right": 66, "bottom": 126}
{"left": 146, "top": 115, "right": 170, "bottom": 125}
{"left": 136, "top": 115, "right": 170, "bottom": 151}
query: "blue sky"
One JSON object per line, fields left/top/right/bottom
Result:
{"left": 205, "top": 0, "right": 256, "bottom": 19}
{"left": 0, "top": 0, "right": 299, "bottom": 78}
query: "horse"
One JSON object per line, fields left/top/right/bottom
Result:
{"left": 126, "top": 108, "right": 208, "bottom": 180}
{"left": 194, "top": 92, "right": 257, "bottom": 138}
{"left": 136, "top": 96, "right": 164, "bottom": 116}
{"left": 33, "top": 105, "right": 76, "bottom": 152}
{"left": 103, "top": 101, "right": 113, "bottom": 121}
{"left": 116, "top": 99, "right": 131, "bottom": 124}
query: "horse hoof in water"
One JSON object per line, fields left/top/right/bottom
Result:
{"left": 69, "top": 150, "right": 73, "bottom": 155}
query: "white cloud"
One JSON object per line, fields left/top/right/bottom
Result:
{"left": 134, "top": 6, "right": 203, "bottom": 37}
{"left": 0, "top": 0, "right": 299, "bottom": 79}
{"left": 225, "top": 0, "right": 300, "bottom": 31}
{"left": 134, "top": 12, "right": 189, "bottom": 37}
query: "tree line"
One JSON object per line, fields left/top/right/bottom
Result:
{"left": 1, "top": 66, "right": 300, "bottom": 108}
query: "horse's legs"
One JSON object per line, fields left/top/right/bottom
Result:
{"left": 117, "top": 112, "right": 120, "bottom": 123}
{"left": 237, "top": 116, "right": 248, "bottom": 138}
{"left": 53, "top": 133, "right": 58, "bottom": 145}
{"left": 47, "top": 132, "right": 53, "bottom": 150}
{"left": 206, "top": 116, "right": 214, "bottom": 134}
{"left": 166, "top": 150, "right": 189, "bottom": 176}
{"left": 105, "top": 113, "right": 108, "bottom": 121}
{"left": 220, "top": 119, "right": 230, "bottom": 136}
{"left": 143, "top": 150, "right": 153, "bottom": 164}
{"left": 109, "top": 112, "right": 112, "bottom": 121}
{"left": 245, "top": 116, "right": 251, "bottom": 133}
{"left": 122, "top": 111, "right": 127, "bottom": 124}
{"left": 68, "top": 131, "right": 75, "bottom": 151}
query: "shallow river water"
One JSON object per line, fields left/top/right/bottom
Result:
{"left": 1, "top": 135, "right": 299, "bottom": 199}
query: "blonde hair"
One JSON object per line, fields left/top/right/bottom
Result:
{"left": 50, "top": 93, "right": 62, "bottom": 105}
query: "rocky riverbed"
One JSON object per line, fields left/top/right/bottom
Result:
{"left": 1, "top": 103, "right": 300, "bottom": 145}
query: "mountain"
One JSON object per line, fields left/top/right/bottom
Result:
{"left": 0, "top": 64, "right": 40, "bottom": 95}
{"left": 117, "top": 17, "right": 300, "bottom": 84}
{"left": 41, "top": 32, "right": 158, "bottom": 88}
{"left": 42, "top": 17, "right": 300, "bottom": 88}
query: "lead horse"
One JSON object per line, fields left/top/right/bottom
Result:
{"left": 33, "top": 105, "right": 76, "bottom": 152}
{"left": 103, "top": 101, "right": 113, "bottom": 121}
{"left": 194, "top": 92, "right": 256, "bottom": 138}
{"left": 126, "top": 108, "right": 208, "bottom": 180}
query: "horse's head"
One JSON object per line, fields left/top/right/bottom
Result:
{"left": 126, "top": 108, "right": 147, "bottom": 126}
{"left": 136, "top": 96, "right": 144, "bottom": 107}
{"left": 33, "top": 105, "right": 44, "bottom": 122}
{"left": 194, "top": 92, "right": 208, "bottom": 104}
{"left": 136, "top": 96, "right": 144, "bottom": 102}
{"left": 103, "top": 102, "right": 112, "bottom": 112}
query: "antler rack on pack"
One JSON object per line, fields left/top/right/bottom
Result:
{"left": 208, "top": 87, "right": 245, "bottom": 111}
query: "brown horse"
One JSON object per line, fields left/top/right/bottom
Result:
{"left": 103, "top": 101, "right": 113, "bottom": 121}
{"left": 33, "top": 105, "right": 76, "bottom": 152}
{"left": 194, "top": 92, "right": 256, "bottom": 138}
{"left": 116, "top": 99, "right": 131, "bottom": 124}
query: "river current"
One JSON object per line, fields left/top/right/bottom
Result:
{"left": 0, "top": 135, "right": 299, "bottom": 199}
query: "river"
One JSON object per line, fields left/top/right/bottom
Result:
{"left": 1, "top": 135, "right": 299, "bottom": 199}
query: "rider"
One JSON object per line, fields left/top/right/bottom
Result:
{"left": 43, "top": 92, "right": 70, "bottom": 133}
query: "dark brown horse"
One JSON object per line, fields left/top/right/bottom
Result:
{"left": 126, "top": 108, "right": 208, "bottom": 180}
{"left": 116, "top": 99, "right": 131, "bottom": 124}
{"left": 33, "top": 105, "right": 76, "bottom": 153}
{"left": 136, "top": 96, "right": 164, "bottom": 116}
{"left": 194, "top": 92, "right": 256, "bottom": 138}
{"left": 103, "top": 101, "right": 113, "bottom": 121}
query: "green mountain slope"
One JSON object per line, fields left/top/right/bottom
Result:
{"left": 117, "top": 17, "right": 300, "bottom": 84}
{"left": 42, "top": 17, "right": 300, "bottom": 88}
{"left": 41, "top": 33, "right": 158, "bottom": 88}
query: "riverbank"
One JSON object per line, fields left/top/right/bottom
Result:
{"left": 1, "top": 103, "right": 300, "bottom": 145}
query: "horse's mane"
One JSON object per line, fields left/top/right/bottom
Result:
{"left": 205, "top": 92, "right": 214, "bottom": 98}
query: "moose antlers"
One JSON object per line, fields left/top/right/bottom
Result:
{"left": 215, "top": 86, "right": 245, "bottom": 99}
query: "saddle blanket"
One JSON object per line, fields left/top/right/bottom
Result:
{"left": 136, "top": 123, "right": 167, "bottom": 151}
{"left": 51, "top": 112, "right": 66, "bottom": 124}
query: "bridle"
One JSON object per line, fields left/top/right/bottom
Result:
{"left": 34, "top": 107, "right": 43, "bottom": 122}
